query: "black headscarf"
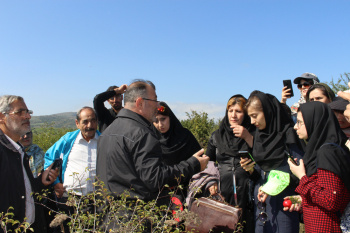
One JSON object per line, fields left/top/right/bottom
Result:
{"left": 155, "top": 102, "right": 201, "bottom": 166}
{"left": 299, "top": 101, "right": 350, "bottom": 191}
{"left": 250, "top": 91, "right": 301, "bottom": 171}
{"left": 214, "top": 95, "right": 255, "bottom": 156}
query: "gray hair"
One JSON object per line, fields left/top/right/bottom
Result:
{"left": 0, "top": 95, "right": 24, "bottom": 114}
{"left": 76, "top": 106, "right": 97, "bottom": 121}
{"left": 124, "top": 79, "right": 156, "bottom": 104}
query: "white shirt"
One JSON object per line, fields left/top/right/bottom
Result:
{"left": 63, "top": 132, "right": 98, "bottom": 196}
{"left": 5, "top": 135, "right": 35, "bottom": 225}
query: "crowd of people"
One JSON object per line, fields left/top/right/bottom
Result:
{"left": 1, "top": 74, "right": 350, "bottom": 233}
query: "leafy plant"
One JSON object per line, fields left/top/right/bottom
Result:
{"left": 326, "top": 72, "right": 350, "bottom": 93}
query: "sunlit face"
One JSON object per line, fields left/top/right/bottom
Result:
{"left": 333, "top": 110, "right": 350, "bottom": 129}
{"left": 76, "top": 108, "right": 97, "bottom": 142}
{"left": 294, "top": 112, "right": 308, "bottom": 140}
{"left": 107, "top": 94, "right": 123, "bottom": 112}
{"left": 153, "top": 115, "right": 170, "bottom": 133}
{"left": 309, "top": 89, "right": 331, "bottom": 103}
{"left": 247, "top": 106, "right": 266, "bottom": 130}
{"left": 344, "top": 104, "right": 350, "bottom": 124}
{"left": 2, "top": 100, "right": 31, "bottom": 138}
{"left": 298, "top": 79, "right": 312, "bottom": 98}
{"left": 227, "top": 104, "right": 245, "bottom": 127}
{"left": 142, "top": 86, "right": 159, "bottom": 123}
{"left": 19, "top": 131, "right": 33, "bottom": 147}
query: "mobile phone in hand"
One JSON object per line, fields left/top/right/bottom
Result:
{"left": 46, "top": 158, "right": 62, "bottom": 181}
{"left": 238, "top": 151, "right": 255, "bottom": 162}
{"left": 283, "top": 79, "right": 294, "bottom": 98}
{"left": 284, "top": 150, "right": 298, "bottom": 165}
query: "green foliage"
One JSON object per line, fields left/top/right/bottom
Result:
{"left": 32, "top": 122, "right": 75, "bottom": 152}
{"left": 0, "top": 207, "right": 33, "bottom": 233}
{"left": 326, "top": 72, "right": 350, "bottom": 93}
{"left": 181, "top": 110, "right": 220, "bottom": 148}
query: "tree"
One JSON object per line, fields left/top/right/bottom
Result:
{"left": 181, "top": 110, "right": 220, "bottom": 148}
{"left": 326, "top": 72, "right": 350, "bottom": 93}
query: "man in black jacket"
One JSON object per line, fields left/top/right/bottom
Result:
{"left": 0, "top": 95, "right": 58, "bottom": 233}
{"left": 93, "top": 84, "right": 127, "bottom": 132}
{"left": 96, "top": 80, "right": 209, "bottom": 204}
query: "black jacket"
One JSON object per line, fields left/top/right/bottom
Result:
{"left": 93, "top": 90, "right": 118, "bottom": 132}
{"left": 0, "top": 129, "right": 45, "bottom": 232}
{"left": 96, "top": 108, "right": 201, "bottom": 201}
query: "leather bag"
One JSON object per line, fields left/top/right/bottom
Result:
{"left": 186, "top": 197, "right": 242, "bottom": 233}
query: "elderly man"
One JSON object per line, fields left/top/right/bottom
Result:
{"left": 0, "top": 95, "right": 58, "bottom": 233}
{"left": 96, "top": 80, "right": 209, "bottom": 210}
{"left": 93, "top": 84, "right": 127, "bottom": 132}
{"left": 44, "top": 106, "right": 101, "bottom": 199}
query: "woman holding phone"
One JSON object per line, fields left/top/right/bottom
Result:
{"left": 287, "top": 101, "right": 350, "bottom": 232}
{"left": 206, "top": 94, "right": 257, "bottom": 233}
{"left": 245, "top": 91, "right": 304, "bottom": 233}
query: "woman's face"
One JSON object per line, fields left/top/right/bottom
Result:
{"left": 294, "top": 112, "right": 308, "bottom": 140}
{"left": 247, "top": 105, "right": 266, "bottom": 130}
{"left": 153, "top": 114, "right": 170, "bottom": 133}
{"left": 308, "top": 89, "right": 331, "bottom": 104}
{"left": 298, "top": 79, "right": 312, "bottom": 98}
{"left": 227, "top": 104, "right": 245, "bottom": 126}
{"left": 334, "top": 110, "right": 350, "bottom": 129}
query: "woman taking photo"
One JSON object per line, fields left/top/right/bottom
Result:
{"left": 245, "top": 91, "right": 303, "bottom": 233}
{"left": 206, "top": 94, "right": 257, "bottom": 233}
{"left": 287, "top": 101, "right": 350, "bottom": 232}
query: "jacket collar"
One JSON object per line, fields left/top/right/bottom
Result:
{"left": 117, "top": 108, "right": 153, "bottom": 128}
{"left": 0, "top": 128, "right": 20, "bottom": 153}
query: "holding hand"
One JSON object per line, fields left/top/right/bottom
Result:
{"left": 283, "top": 195, "right": 302, "bottom": 212}
{"left": 240, "top": 157, "right": 255, "bottom": 174}
{"left": 208, "top": 183, "right": 218, "bottom": 196}
{"left": 54, "top": 183, "right": 66, "bottom": 198}
{"left": 41, "top": 163, "right": 59, "bottom": 186}
{"left": 258, "top": 186, "right": 269, "bottom": 203}
{"left": 287, "top": 158, "right": 306, "bottom": 180}
{"left": 231, "top": 124, "right": 253, "bottom": 147}
{"left": 281, "top": 86, "right": 292, "bottom": 104}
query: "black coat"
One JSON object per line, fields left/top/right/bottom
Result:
{"left": 96, "top": 108, "right": 201, "bottom": 201}
{"left": 0, "top": 129, "right": 45, "bottom": 233}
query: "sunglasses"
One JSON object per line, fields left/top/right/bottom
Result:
{"left": 257, "top": 201, "right": 268, "bottom": 224}
{"left": 297, "top": 81, "right": 312, "bottom": 89}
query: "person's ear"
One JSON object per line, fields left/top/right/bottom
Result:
{"left": 75, "top": 119, "right": 80, "bottom": 128}
{"left": 135, "top": 97, "right": 143, "bottom": 108}
{"left": 0, "top": 112, "right": 6, "bottom": 124}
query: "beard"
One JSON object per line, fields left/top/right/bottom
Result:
{"left": 6, "top": 117, "right": 31, "bottom": 137}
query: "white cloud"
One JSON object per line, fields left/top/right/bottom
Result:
{"left": 167, "top": 102, "right": 225, "bottom": 121}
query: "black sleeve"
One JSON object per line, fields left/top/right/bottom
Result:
{"left": 206, "top": 133, "right": 217, "bottom": 162}
{"left": 93, "top": 90, "right": 116, "bottom": 121}
{"left": 133, "top": 133, "right": 201, "bottom": 190}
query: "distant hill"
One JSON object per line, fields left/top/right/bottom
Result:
{"left": 31, "top": 112, "right": 77, "bottom": 129}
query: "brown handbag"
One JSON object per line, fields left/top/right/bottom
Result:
{"left": 186, "top": 197, "right": 242, "bottom": 233}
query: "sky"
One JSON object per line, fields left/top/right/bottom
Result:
{"left": 1, "top": 0, "right": 349, "bottom": 121}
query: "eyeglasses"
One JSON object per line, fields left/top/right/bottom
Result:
{"left": 297, "top": 81, "right": 311, "bottom": 89}
{"left": 295, "top": 120, "right": 305, "bottom": 128}
{"left": 4, "top": 109, "right": 33, "bottom": 116}
{"left": 257, "top": 201, "right": 268, "bottom": 224}
{"left": 142, "top": 98, "right": 160, "bottom": 103}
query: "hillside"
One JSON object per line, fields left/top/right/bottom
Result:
{"left": 31, "top": 112, "right": 77, "bottom": 129}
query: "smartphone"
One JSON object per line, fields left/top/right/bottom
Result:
{"left": 46, "top": 158, "right": 63, "bottom": 182}
{"left": 238, "top": 151, "right": 255, "bottom": 162}
{"left": 284, "top": 150, "right": 298, "bottom": 165}
{"left": 283, "top": 79, "right": 294, "bottom": 98}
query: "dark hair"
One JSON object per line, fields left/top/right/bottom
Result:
{"left": 76, "top": 107, "right": 97, "bottom": 121}
{"left": 156, "top": 102, "right": 171, "bottom": 116}
{"left": 306, "top": 83, "right": 335, "bottom": 102}
{"left": 106, "top": 85, "right": 118, "bottom": 92}
{"left": 124, "top": 79, "right": 156, "bottom": 104}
